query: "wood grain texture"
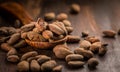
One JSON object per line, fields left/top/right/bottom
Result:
{"left": 0, "top": 0, "right": 120, "bottom": 72}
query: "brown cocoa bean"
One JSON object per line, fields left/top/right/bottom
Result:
{"left": 80, "top": 40, "right": 91, "bottom": 50}
{"left": 1, "top": 43, "right": 13, "bottom": 52}
{"left": 37, "top": 55, "right": 51, "bottom": 65}
{"left": 56, "top": 13, "right": 68, "bottom": 21}
{"left": 17, "top": 61, "right": 29, "bottom": 72}
{"left": 21, "top": 51, "right": 38, "bottom": 61}
{"left": 65, "top": 54, "right": 84, "bottom": 62}
{"left": 7, "top": 33, "right": 21, "bottom": 45}
{"left": 81, "top": 31, "right": 89, "bottom": 37}
{"left": 90, "top": 42, "right": 101, "bottom": 53}
{"left": 48, "top": 24, "right": 64, "bottom": 35}
{"left": 70, "top": 4, "right": 80, "bottom": 14}
{"left": 41, "top": 60, "right": 57, "bottom": 71}
{"left": 53, "top": 65, "right": 62, "bottom": 72}
{"left": 98, "top": 47, "right": 107, "bottom": 56}
{"left": 87, "top": 58, "right": 99, "bottom": 68}
{"left": 66, "top": 27, "right": 73, "bottom": 34}
{"left": 103, "top": 30, "right": 116, "bottom": 38}
{"left": 44, "top": 12, "right": 55, "bottom": 21}
{"left": 68, "top": 61, "right": 85, "bottom": 67}
{"left": 7, "top": 55, "right": 19, "bottom": 63}
{"left": 67, "top": 35, "right": 80, "bottom": 43}
{"left": 30, "top": 60, "right": 40, "bottom": 72}
{"left": 7, "top": 48, "right": 17, "bottom": 56}
{"left": 20, "top": 23, "right": 35, "bottom": 32}
{"left": 53, "top": 45, "right": 73, "bottom": 59}
{"left": 27, "top": 57, "right": 36, "bottom": 62}
{"left": 21, "top": 32, "right": 27, "bottom": 39}
{"left": 42, "top": 30, "right": 53, "bottom": 39}
{"left": 62, "top": 20, "right": 71, "bottom": 27}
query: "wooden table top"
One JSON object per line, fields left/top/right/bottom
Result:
{"left": 0, "top": 0, "right": 120, "bottom": 72}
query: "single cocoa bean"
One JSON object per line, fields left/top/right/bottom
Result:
{"left": 1, "top": 43, "right": 13, "bottom": 52}
{"left": 21, "top": 51, "right": 38, "bottom": 61}
{"left": 37, "top": 55, "right": 51, "bottom": 65}
{"left": 20, "top": 23, "right": 35, "bottom": 32}
{"left": 41, "top": 60, "right": 57, "bottom": 71}
{"left": 81, "top": 31, "right": 89, "bottom": 37}
{"left": 62, "top": 20, "right": 71, "bottom": 27}
{"left": 103, "top": 30, "right": 116, "bottom": 38}
{"left": 53, "top": 45, "right": 73, "bottom": 59}
{"left": 85, "top": 36, "right": 100, "bottom": 43}
{"left": 68, "top": 61, "right": 85, "bottom": 67}
{"left": 67, "top": 35, "right": 80, "bottom": 43}
{"left": 7, "top": 55, "right": 19, "bottom": 63}
{"left": 17, "top": 61, "right": 29, "bottom": 72}
{"left": 56, "top": 13, "right": 68, "bottom": 21}
{"left": 44, "top": 12, "right": 55, "bottom": 21}
{"left": 13, "top": 39, "right": 27, "bottom": 48}
{"left": 7, "top": 48, "right": 17, "bottom": 56}
{"left": 99, "top": 47, "right": 107, "bottom": 56}
{"left": 65, "top": 54, "right": 84, "bottom": 62}
{"left": 90, "top": 42, "right": 101, "bottom": 53}
{"left": 66, "top": 27, "right": 73, "bottom": 34}
{"left": 80, "top": 40, "right": 91, "bottom": 50}
{"left": 7, "top": 33, "right": 21, "bottom": 45}
{"left": 87, "top": 58, "right": 99, "bottom": 68}
{"left": 53, "top": 65, "right": 62, "bottom": 72}
{"left": 42, "top": 30, "right": 53, "bottom": 39}
{"left": 30, "top": 60, "right": 40, "bottom": 72}
{"left": 70, "top": 4, "right": 80, "bottom": 14}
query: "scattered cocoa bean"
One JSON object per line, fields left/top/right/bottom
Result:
{"left": 37, "top": 55, "right": 51, "bottom": 65}
{"left": 42, "top": 30, "right": 53, "bottom": 39}
{"left": 17, "top": 61, "right": 29, "bottom": 72}
{"left": 62, "top": 20, "right": 71, "bottom": 27}
{"left": 90, "top": 42, "right": 101, "bottom": 53}
{"left": 7, "top": 55, "right": 19, "bottom": 63}
{"left": 65, "top": 54, "right": 84, "bottom": 62}
{"left": 87, "top": 58, "right": 99, "bottom": 68}
{"left": 98, "top": 47, "right": 107, "bottom": 56}
{"left": 13, "top": 39, "right": 27, "bottom": 48}
{"left": 103, "top": 30, "right": 116, "bottom": 38}
{"left": 21, "top": 51, "right": 38, "bottom": 61}
{"left": 30, "top": 60, "right": 41, "bottom": 72}
{"left": 20, "top": 23, "right": 35, "bottom": 32}
{"left": 7, "top": 33, "right": 21, "bottom": 45}
{"left": 56, "top": 13, "right": 68, "bottom": 21}
{"left": 41, "top": 60, "right": 57, "bottom": 71}
{"left": 67, "top": 35, "right": 80, "bottom": 43}
{"left": 1, "top": 43, "right": 13, "bottom": 52}
{"left": 81, "top": 31, "right": 89, "bottom": 37}
{"left": 85, "top": 36, "right": 100, "bottom": 43}
{"left": 53, "top": 45, "right": 73, "bottom": 59}
{"left": 7, "top": 48, "right": 17, "bottom": 56}
{"left": 74, "top": 48, "right": 94, "bottom": 60}
{"left": 66, "top": 27, "right": 73, "bottom": 34}
{"left": 44, "top": 12, "right": 55, "bottom": 21}
{"left": 70, "top": 4, "right": 80, "bottom": 14}
{"left": 68, "top": 61, "right": 85, "bottom": 67}
{"left": 53, "top": 65, "right": 62, "bottom": 72}
{"left": 80, "top": 40, "right": 91, "bottom": 50}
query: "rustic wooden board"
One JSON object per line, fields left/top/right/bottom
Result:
{"left": 0, "top": 0, "right": 120, "bottom": 72}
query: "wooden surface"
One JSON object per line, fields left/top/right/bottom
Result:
{"left": 0, "top": 0, "right": 120, "bottom": 72}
